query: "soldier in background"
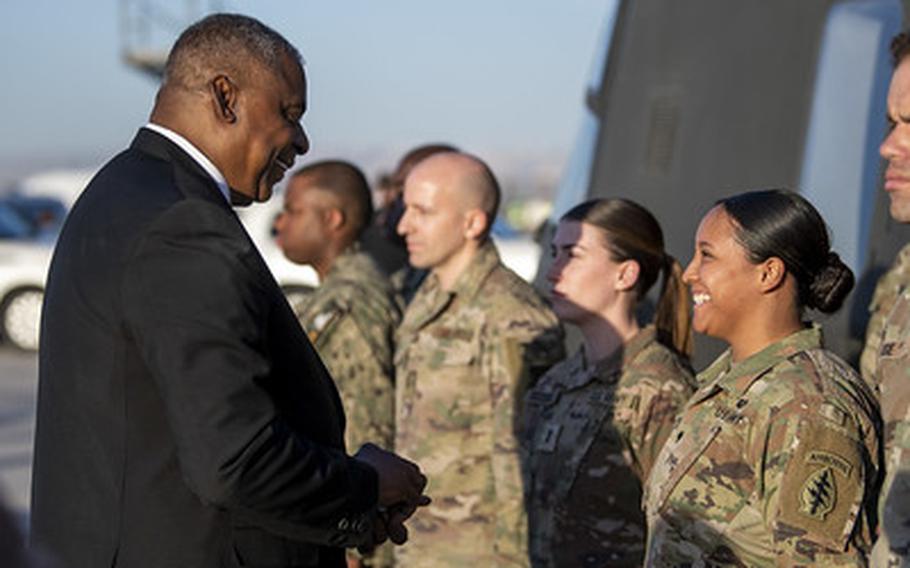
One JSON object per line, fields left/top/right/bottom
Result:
{"left": 860, "top": 246, "right": 910, "bottom": 383}
{"left": 521, "top": 198, "right": 695, "bottom": 567}
{"left": 867, "top": 30, "right": 910, "bottom": 567}
{"left": 274, "top": 161, "right": 401, "bottom": 568}
{"left": 361, "top": 144, "right": 459, "bottom": 303}
{"left": 393, "top": 152, "right": 565, "bottom": 567}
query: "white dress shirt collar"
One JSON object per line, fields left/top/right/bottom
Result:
{"left": 143, "top": 123, "right": 231, "bottom": 204}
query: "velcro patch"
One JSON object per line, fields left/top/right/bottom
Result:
{"left": 535, "top": 423, "right": 561, "bottom": 452}
{"left": 776, "top": 420, "right": 864, "bottom": 550}
{"left": 807, "top": 450, "right": 853, "bottom": 478}
{"left": 881, "top": 341, "right": 902, "bottom": 357}
{"left": 799, "top": 467, "right": 837, "bottom": 520}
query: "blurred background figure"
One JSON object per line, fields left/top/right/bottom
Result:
{"left": 394, "top": 152, "right": 564, "bottom": 567}
{"left": 274, "top": 160, "right": 400, "bottom": 568}
{"left": 522, "top": 198, "right": 694, "bottom": 567}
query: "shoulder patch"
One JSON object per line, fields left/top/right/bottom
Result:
{"left": 306, "top": 308, "right": 343, "bottom": 343}
{"left": 799, "top": 466, "right": 837, "bottom": 520}
{"left": 775, "top": 419, "right": 866, "bottom": 550}
{"left": 807, "top": 450, "right": 853, "bottom": 478}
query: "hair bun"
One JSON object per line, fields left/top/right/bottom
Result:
{"left": 807, "top": 252, "right": 854, "bottom": 313}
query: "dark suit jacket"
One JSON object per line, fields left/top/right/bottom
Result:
{"left": 30, "top": 128, "right": 378, "bottom": 567}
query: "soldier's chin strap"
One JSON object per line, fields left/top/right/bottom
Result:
{"left": 230, "top": 188, "right": 254, "bottom": 207}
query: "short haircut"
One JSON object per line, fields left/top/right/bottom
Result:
{"left": 892, "top": 31, "right": 910, "bottom": 67}
{"left": 291, "top": 160, "right": 374, "bottom": 240}
{"left": 392, "top": 143, "right": 460, "bottom": 186}
{"left": 463, "top": 154, "right": 501, "bottom": 226}
{"left": 415, "top": 151, "right": 502, "bottom": 237}
{"left": 163, "top": 13, "right": 302, "bottom": 89}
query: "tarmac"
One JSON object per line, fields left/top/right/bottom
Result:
{"left": 0, "top": 346, "right": 38, "bottom": 533}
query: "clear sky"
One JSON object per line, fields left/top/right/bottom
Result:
{"left": 0, "top": 0, "right": 612, "bottom": 190}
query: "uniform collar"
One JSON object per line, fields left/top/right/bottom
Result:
{"left": 398, "top": 241, "right": 499, "bottom": 337}
{"left": 323, "top": 242, "right": 365, "bottom": 282}
{"left": 697, "top": 324, "right": 823, "bottom": 400}
{"left": 426, "top": 240, "right": 500, "bottom": 302}
{"left": 562, "top": 325, "right": 659, "bottom": 390}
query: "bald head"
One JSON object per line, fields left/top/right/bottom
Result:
{"left": 406, "top": 152, "right": 500, "bottom": 234}
{"left": 397, "top": 152, "right": 501, "bottom": 287}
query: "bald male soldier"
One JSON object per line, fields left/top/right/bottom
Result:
{"left": 868, "top": 31, "right": 910, "bottom": 566}
{"left": 275, "top": 161, "right": 400, "bottom": 568}
{"left": 393, "top": 152, "right": 565, "bottom": 567}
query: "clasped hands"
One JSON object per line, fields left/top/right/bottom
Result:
{"left": 354, "top": 443, "right": 430, "bottom": 549}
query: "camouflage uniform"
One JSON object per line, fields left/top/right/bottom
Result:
{"left": 644, "top": 326, "right": 882, "bottom": 566}
{"left": 394, "top": 241, "right": 565, "bottom": 568}
{"left": 860, "top": 243, "right": 910, "bottom": 385}
{"left": 865, "top": 245, "right": 910, "bottom": 567}
{"left": 521, "top": 326, "right": 695, "bottom": 567}
{"left": 294, "top": 245, "right": 400, "bottom": 567}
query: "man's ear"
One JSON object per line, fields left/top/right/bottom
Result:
{"left": 616, "top": 259, "right": 640, "bottom": 292}
{"left": 210, "top": 75, "right": 238, "bottom": 124}
{"left": 325, "top": 207, "right": 345, "bottom": 232}
{"left": 464, "top": 209, "right": 488, "bottom": 240}
{"left": 757, "top": 256, "right": 787, "bottom": 293}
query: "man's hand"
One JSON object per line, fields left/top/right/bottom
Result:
{"left": 357, "top": 498, "right": 431, "bottom": 556}
{"left": 354, "top": 443, "right": 428, "bottom": 508}
{"left": 382, "top": 500, "right": 427, "bottom": 544}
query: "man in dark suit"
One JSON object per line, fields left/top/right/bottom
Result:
{"left": 30, "top": 14, "right": 426, "bottom": 568}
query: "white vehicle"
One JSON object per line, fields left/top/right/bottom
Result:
{"left": 0, "top": 203, "right": 53, "bottom": 351}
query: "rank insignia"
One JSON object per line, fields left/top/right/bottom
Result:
{"left": 535, "top": 423, "right": 561, "bottom": 452}
{"left": 881, "top": 341, "right": 905, "bottom": 357}
{"left": 307, "top": 310, "right": 340, "bottom": 343}
{"left": 799, "top": 466, "right": 836, "bottom": 520}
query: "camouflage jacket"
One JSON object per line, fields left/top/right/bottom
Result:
{"left": 394, "top": 241, "right": 565, "bottom": 568}
{"left": 521, "top": 326, "right": 695, "bottom": 568}
{"left": 644, "top": 326, "right": 882, "bottom": 567}
{"left": 295, "top": 245, "right": 400, "bottom": 453}
{"left": 861, "top": 243, "right": 910, "bottom": 385}
{"left": 865, "top": 247, "right": 910, "bottom": 566}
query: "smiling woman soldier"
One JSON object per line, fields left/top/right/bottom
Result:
{"left": 644, "top": 189, "right": 882, "bottom": 566}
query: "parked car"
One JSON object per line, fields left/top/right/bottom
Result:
{"left": 0, "top": 201, "right": 53, "bottom": 351}
{"left": 2, "top": 194, "right": 68, "bottom": 241}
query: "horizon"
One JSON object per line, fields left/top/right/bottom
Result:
{"left": 0, "top": 1, "right": 614, "bottom": 196}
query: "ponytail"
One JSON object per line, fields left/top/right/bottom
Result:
{"left": 654, "top": 254, "right": 693, "bottom": 358}
{"left": 562, "top": 198, "right": 691, "bottom": 358}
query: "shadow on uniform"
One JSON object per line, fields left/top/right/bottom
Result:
{"left": 647, "top": 515, "right": 751, "bottom": 566}
{"left": 880, "top": 468, "right": 910, "bottom": 559}
{"left": 847, "top": 264, "right": 889, "bottom": 365}
{"left": 518, "top": 296, "right": 647, "bottom": 566}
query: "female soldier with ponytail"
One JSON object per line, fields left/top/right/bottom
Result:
{"left": 521, "top": 198, "right": 696, "bottom": 567}
{"left": 644, "top": 189, "right": 882, "bottom": 566}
